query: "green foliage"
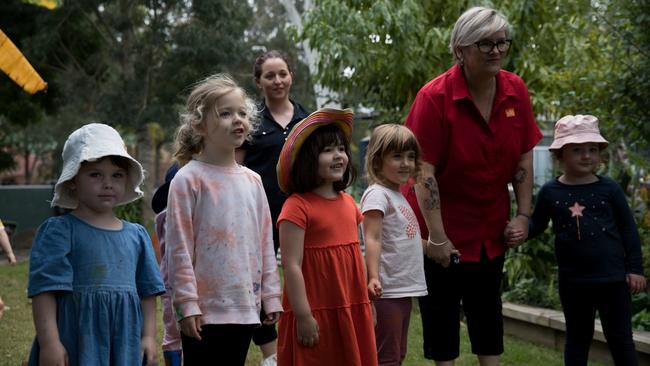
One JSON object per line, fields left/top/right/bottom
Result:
{"left": 503, "top": 231, "right": 561, "bottom": 310}
{"left": 299, "top": 0, "right": 650, "bottom": 150}
{"left": 114, "top": 201, "right": 142, "bottom": 223}
{"left": 503, "top": 277, "right": 560, "bottom": 310}
{"left": 0, "top": 0, "right": 319, "bottom": 179}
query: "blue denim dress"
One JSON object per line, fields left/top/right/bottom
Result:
{"left": 28, "top": 214, "right": 165, "bottom": 365}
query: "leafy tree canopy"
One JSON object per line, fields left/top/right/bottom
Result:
{"left": 300, "top": 0, "right": 650, "bottom": 158}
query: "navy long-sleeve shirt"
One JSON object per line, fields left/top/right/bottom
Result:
{"left": 528, "top": 175, "right": 643, "bottom": 283}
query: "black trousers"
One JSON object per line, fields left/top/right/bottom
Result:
{"left": 251, "top": 206, "right": 281, "bottom": 347}
{"left": 181, "top": 324, "right": 255, "bottom": 365}
{"left": 559, "top": 280, "right": 638, "bottom": 366}
{"left": 419, "top": 246, "right": 504, "bottom": 361}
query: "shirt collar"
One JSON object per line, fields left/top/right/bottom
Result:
{"left": 258, "top": 99, "right": 305, "bottom": 124}
{"left": 450, "top": 64, "right": 518, "bottom": 101}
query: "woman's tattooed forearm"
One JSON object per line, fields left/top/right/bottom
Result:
{"left": 423, "top": 177, "right": 441, "bottom": 210}
{"left": 513, "top": 168, "right": 527, "bottom": 186}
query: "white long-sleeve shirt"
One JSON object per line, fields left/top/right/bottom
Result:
{"left": 166, "top": 160, "right": 282, "bottom": 325}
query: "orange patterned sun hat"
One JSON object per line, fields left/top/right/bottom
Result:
{"left": 276, "top": 108, "right": 354, "bottom": 194}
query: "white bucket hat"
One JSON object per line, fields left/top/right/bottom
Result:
{"left": 51, "top": 123, "right": 144, "bottom": 209}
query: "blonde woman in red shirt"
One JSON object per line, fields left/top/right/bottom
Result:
{"left": 401, "top": 6, "right": 542, "bottom": 366}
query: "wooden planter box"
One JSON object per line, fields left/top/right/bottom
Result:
{"left": 503, "top": 302, "right": 650, "bottom": 365}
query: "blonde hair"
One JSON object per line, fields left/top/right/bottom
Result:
{"left": 450, "top": 6, "right": 511, "bottom": 64}
{"left": 174, "top": 74, "right": 259, "bottom": 166}
{"left": 364, "top": 124, "right": 422, "bottom": 185}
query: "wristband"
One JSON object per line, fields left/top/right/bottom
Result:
{"left": 516, "top": 212, "right": 530, "bottom": 219}
{"left": 427, "top": 238, "right": 448, "bottom": 246}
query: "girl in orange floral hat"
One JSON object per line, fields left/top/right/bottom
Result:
{"left": 276, "top": 108, "right": 378, "bottom": 366}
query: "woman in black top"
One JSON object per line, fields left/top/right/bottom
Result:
{"left": 236, "top": 50, "right": 310, "bottom": 366}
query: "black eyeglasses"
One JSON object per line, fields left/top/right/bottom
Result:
{"left": 474, "top": 39, "right": 512, "bottom": 53}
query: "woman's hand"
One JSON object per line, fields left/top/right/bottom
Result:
{"left": 263, "top": 311, "right": 281, "bottom": 325}
{"left": 424, "top": 239, "right": 460, "bottom": 268}
{"left": 627, "top": 273, "right": 647, "bottom": 294}
{"left": 140, "top": 335, "right": 157, "bottom": 366}
{"left": 367, "top": 278, "right": 383, "bottom": 299}
{"left": 296, "top": 313, "right": 319, "bottom": 347}
{"left": 180, "top": 315, "right": 202, "bottom": 340}
{"left": 39, "top": 340, "right": 69, "bottom": 366}
{"left": 504, "top": 215, "right": 529, "bottom": 248}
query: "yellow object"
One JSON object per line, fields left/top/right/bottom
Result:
{"left": 0, "top": 29, "right": 47, "bottom": 94}
{"left": 23, "top": 0, "right": 61, "bottom": 9}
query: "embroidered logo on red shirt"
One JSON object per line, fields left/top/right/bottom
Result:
{"left": 505, "top": 108, "right": 516, "bottom": 117}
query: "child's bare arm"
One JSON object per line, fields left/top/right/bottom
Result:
{"left": 32, "top": 292, "right": 68, "bottom": 365}
{"left": 279, "top": 221, "right": 319, "bottom": 347}
{"left": 362, "top": 210, "right": 383, "bottom": 299}
{"left": 0, "top": 228, "right": 15, "bottom": 265}
{"left": 140, "top": 296, "right": 158, "bottom": 365}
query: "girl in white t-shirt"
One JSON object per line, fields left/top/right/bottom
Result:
{"left": 361, "top": 124, "right": 428, "bottom": 365}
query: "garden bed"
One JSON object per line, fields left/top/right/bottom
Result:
{"left": 503, "top": 302, "right": 650, "bottom": 364}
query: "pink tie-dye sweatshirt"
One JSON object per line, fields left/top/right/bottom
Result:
{"left": 165, "top": 160, "right": 282, "bottom": 325}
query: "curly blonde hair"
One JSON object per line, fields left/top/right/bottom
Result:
{"left": 174, "top": 74, "right": 259, "bottom": 166}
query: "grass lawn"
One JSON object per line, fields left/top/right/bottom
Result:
{"left": 0, "top": 261, "right": 603, "bottom": 366}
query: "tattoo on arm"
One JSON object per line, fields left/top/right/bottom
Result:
{"left": 423, "top": 177, "right": 441, "bottom": 210}
{"left": 513, "top": 168, "right": 527, "bottom": 186}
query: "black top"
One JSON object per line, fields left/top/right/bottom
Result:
{"left": 241, "top": 100, "right": 310, "bottom": 217}
{"left": 528, "top": 175, "right": 643, "bottom": 283}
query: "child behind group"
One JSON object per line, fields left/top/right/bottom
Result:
{"left": 27, "top": 123, "right": 165, "bottom": 365}
{"left": 151, "top": 163, "right": 182, "bottom": 366}
{"left": 361, "top": 124, "right": 428, "bottom": 365}
{"left": 165, "top": 74, "right": 282, "bottom": 365}
{"left": 522, "top": 115, "right": 646, "bottom": 366}
{"left": 276, "top": 108, "right": 378, "bottom": 366}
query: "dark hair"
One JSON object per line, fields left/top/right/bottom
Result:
{"left": 90, "top": 155, "right": 131, "bottom": 172}
{"left": 253, "top": 50, "right": 293, "bottom": 80}
{"left": 290, "top": 124, "right": 356, "bottom": 193}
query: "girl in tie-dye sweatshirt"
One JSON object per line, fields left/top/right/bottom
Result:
{"left": 165, "top": 74, "right": 282, "bottom": 365}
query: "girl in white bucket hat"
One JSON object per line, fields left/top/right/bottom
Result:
{"left": 523, "top": 115, "right": 646, "bottom": 365}
{"left": 27, "top": 123, "right": 165, "bottom": 366}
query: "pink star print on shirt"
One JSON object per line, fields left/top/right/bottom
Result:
{"left": 569, "top": 202, "right": 585, "bottom": 240}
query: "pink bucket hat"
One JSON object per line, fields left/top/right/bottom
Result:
{"left": 548, "top": 114, "right": 609, "bottom": 151}
{"left": 276, "top": 108, "right": 353, "bottom": 194}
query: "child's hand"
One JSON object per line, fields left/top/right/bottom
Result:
{"left": 504, "top": 216, "right": 529, "bottom": 248}
{"left": 6, "top": 252, "right": 16, "bottom": 265}
{"left": 627, "top": 273, "right": 647, "bottom": 294}
{"left": 39, "top": 340, "right": 69, "bottom": 366}
{"left": 180, "top": 315, "right": 202, "bottom": 340}
{"left": 296, "top": 313, "right": 319, "bottom": 347}
{"left": 367, "top": 278, "right": 383, "bottom": 299}
{"left": 263, "top": 311, "right": 281, "bottom": 325}
{"left": 140, "top": 335, "right": 157, "bottom": 366}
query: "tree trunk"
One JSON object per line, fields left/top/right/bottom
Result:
{"left": 279, "top": 0, "right": 340, "bottom": 108}
{"left": 137, "top": 123, "right": 156, "bottom": 230}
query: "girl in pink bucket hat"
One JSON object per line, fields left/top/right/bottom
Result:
{"left": 523, "top": 114, "right": 646, "bottom": 365}
{"left": 275, "top": 108, "right": 378, "bottom": 366}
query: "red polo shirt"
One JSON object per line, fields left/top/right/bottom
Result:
{"left": 401, "top": 64, "right": 542, "bottom": 262}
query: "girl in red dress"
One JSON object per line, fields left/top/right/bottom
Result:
{"left": 276, "top": 108, "right": 378, "bottom": 366}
